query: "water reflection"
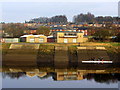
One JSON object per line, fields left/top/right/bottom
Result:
{"left": 2, "top": 67, "right": 120, "bottom": 84}
{"left": 2, "top": 47, "right": 120, "bottom": 88}
{"left": 2, "top": 48, "right": 120, "bottom": 84}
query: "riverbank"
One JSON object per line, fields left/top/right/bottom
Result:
{"left": 1, "top": 42, "right": 120, "bottom": 66}
{"left": 1, "top": 42, "right": 120, "bottom": 58}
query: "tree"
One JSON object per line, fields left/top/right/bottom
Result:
{"left": 73, "top": 12, "right": 95, "bottom": 23}
{"left": 93, "top": 29, "right": 113, "bottom": 41}
{"left": 27, "top": 15, "right": 68, "bottom": 24}
{"left": 29, "top": 17, "right": 50, "bottom": 23}
{"left": 36, "top": 26, "right": 50, "bottom": 36}
{"left": 50, "top": 15, "right": 68, "bottom": 24}
{"left": 115, "top": 32, "right": 120, "bottom": 42}
{"left": 3, "top": 23, "right": 26, "bottom": 37}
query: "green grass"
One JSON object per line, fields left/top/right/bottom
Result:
{"left": 97, "top": 42, "right": 120, "bottom": 45}
{"left": 2, "top": 43, "right": 11, "bottom": 55}
{"left": 39, "top": 44, "right": 55, "bottom": 54}
{"left": 110, "top": 43, "right": 120, "bottom": 46}
{"left": 68, "top": 45, "right": 77, "bottom": 54}
{"left": 2, "top": 43, "right": 11, "bottom": 49}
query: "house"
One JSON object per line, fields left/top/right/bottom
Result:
{"left": 52, "top": 31, "right": 86, "bottom": 43}
{"left": 23, "top": 28, "right": 37, "bottom": 34}
{"left": 75, "top": 27, "right": 88, "bottom": 36}
{"left": 20, "top": 34, "right": 47, "bottom": 43}
{"left": 50, "top": 27, "right": 64, "bottom": 32}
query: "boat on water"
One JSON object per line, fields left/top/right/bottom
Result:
{"left": 82, "top": 61, "right": 113, "bottom": 64}
{"left": 82, "top": 57, "right": 113, "bottom": 64}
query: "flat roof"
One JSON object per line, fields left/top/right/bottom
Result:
{"left": 20, "top": 34, "right": 45, "bottom": 37}
{"left": 53, "top": 31, "right": 84, "bottom": 33}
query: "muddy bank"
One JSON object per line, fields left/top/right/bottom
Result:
{"left": 2, "top": 43, "right": 120, "bottom": 69}
{"left": 106, "top": 46, "right": 120, "bottom": 64}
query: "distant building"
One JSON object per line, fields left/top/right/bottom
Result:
{"left": 50, "top": 27, "right": 88, "bottom": 36}
{"left": 50, "top": 27, "right": 64, "bottom": 32}
{"left": 74, "top": 27, "right": 88, "bottom": 36}
{"left": 23, "top": 28, "right": 37, "bottom": 34}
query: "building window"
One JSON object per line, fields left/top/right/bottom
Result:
{"left": 64, "top": 39, "right": 68, "bottom": 43}
{"left": 39, "top": 38, "right": 44, "bottom": 42}
{"left": 29, "top": 38, "right": 34, "bottom": 42}
{"left": 73, "top": 39, "right": 77, "bottom": 43}
{"left": 64, "top": 33, "right": 77, "bottom": 36}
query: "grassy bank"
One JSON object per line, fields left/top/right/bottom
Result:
{"left": 37, "top": 44, "right": 55, "bottom": 67}
{"left": 2, "top": 43, "right": 11, "bottom": 55}
{"left": 1, "top": 42, "right": 120, "bottom": 54}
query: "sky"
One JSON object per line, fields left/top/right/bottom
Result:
{"left": 0, "top": 0, "right": 120, "bottom": 23}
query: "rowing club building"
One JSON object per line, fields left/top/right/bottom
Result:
{"left": 52, "top": 31, "right": 85, "bottom": 43}
{"left": 20, "top": 35, "right": 47, "bottom": 43}
{"left": 20, "top": 31, "right": 88, "bottom": 43}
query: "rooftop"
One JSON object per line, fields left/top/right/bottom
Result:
{"left": 53, "top": 31, "right": 84, "bottom": 33}
{"left": 20, "top": 34, "right": 45, "bottom": 37}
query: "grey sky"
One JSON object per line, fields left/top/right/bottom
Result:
{"left": 2, "top": 76, "right": 118, "bottom": 88}
{"left": 1, "top": 1, "right": 119, "bottom": 23}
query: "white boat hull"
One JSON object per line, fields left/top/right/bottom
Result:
{"left": 82, "top": 61, "right": 113, "bottom": 64}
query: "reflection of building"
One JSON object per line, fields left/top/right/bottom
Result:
{"left": 26, "top": 72, "right": 36, "bottom": 77}
{"left": 26, "top": 72, "right": 47, "bottom": 77}
{"left": 37, "top": 72, "right": 47, "bottom": 77}
{"left": 54, "top": 72, "right": 84, "bottom": 81}
{"left": 20, "top": 35, "right": 47, "bottom": 43}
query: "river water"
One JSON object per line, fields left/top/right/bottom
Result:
{"left": 2, "top": 67, "right": 120, "bottom": 88}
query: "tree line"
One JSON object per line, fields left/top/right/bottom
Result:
{"left": 26, "top": 13, "right": 120, "bottom": 24}
{"left": 26, "top": 15, "right": 67, "bottom": 24}
{"left": 2, "top": 23, "right": 120, "bottom": 42}
{"left": 2, "top": 23, "right": 51, "bottom": 37}
{"left": 73, "top": 12, "right": 119, "bottom": 24}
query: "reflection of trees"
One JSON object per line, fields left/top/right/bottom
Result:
{"left": 85, "top": 73, "right": 120, "bottom": 84}
{"left": 2, "top": 72, "right": 26, "bottom": 79}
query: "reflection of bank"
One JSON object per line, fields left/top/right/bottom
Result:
{"left": 54, "top": 46, "right": 69, "bottom": 69}
{"left": 53, "top": 71, "right": 85, "bottom": 81}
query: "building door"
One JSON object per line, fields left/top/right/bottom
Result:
{"left": 73, "top": 39, "right": 77, "bottom": 43}
{"left": 39, "top": 38, "right": 44, "bottom": 43}
{"left": 29, "top": 38, "right": 34, "bottom": 42}
{"left": 64, "top": 39, "right": 68, "bottom": 43}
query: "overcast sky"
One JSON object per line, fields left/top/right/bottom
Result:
{"left": 0, "top": 0, "right": 120, "bottom": 23}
